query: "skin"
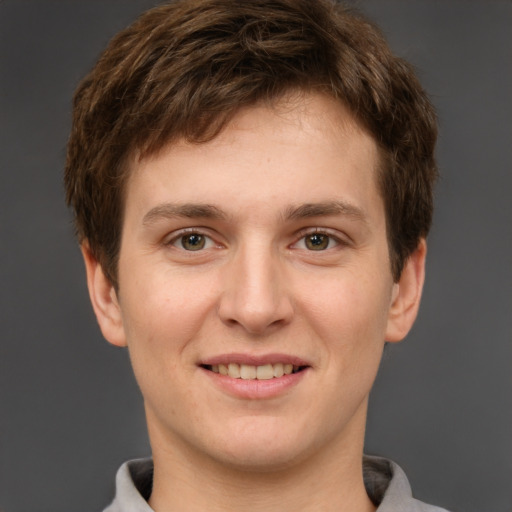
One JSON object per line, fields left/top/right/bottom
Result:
{"left": 83, "top": 93, "right": 426, "bottom": 512}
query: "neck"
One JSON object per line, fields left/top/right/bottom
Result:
{"left": 147, "top": 403, "right": 376, "bottom": 512}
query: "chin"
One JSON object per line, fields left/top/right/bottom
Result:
{"left": 202, "top": 418, "right": 321, "bottom": 472}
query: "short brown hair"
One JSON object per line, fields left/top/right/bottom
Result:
{"left": 65, "top": 0, "right": 437, "bottom": 287}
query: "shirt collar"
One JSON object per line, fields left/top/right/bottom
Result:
{"left": 103, "top": 455, "right": 446, "bottom": 512}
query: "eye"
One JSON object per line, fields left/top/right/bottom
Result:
{"left": 293, "top": 231, "right": 341, "bottom": 251}
{"left": 304, "top": 233, "right": 331, "bottom": 250}
{"left": 172, "top": 232, "right": 214, "bottom": 251}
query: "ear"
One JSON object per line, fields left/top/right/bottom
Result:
{"left": 385, "top": 239, "right": 427, "bottom": 343}
{"left": 81, "top": 243, "right": 127, "bottom": 347}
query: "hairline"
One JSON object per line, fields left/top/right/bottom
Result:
{"left": 107, "top": 92, "right": 395, "bottom": 289}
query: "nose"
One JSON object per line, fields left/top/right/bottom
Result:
{"left": 217, "top": 243, "right": 294, "bottom": 334}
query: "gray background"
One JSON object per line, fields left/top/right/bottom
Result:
{"left": 0, "top": 1, "right": 510, "bottom": 511}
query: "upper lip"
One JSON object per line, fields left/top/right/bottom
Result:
{"left": 199, "top": 353, "right": 311, "bottom": 367}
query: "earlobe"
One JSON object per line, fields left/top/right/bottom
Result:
{"left": 385, "top": 239, "right": 427, "bottom": 343}
{"left": 81, "top": 244, "right": 127, "bottom": 347}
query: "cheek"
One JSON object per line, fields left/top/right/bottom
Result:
{"left": 300, "top": 270, "right": 391, "bottom": 354}
{"left": 119, "top": 260, "right": 215, "bottom": 342}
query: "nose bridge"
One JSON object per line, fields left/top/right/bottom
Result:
{"left": 218, "top": 236, "right": 292, "bottom": 333}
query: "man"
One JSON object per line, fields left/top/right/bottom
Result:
{"left": 65, "top": 0, "right": 448, "bottom": 510}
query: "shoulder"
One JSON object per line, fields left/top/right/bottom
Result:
{"left": 364, "top": 455, "right": 452, "bottom": 512}
{"left": 103, "top": 459, "right": 154, "bottom": 512}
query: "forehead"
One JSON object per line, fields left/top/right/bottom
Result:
{"left": 124, "top": 93, "right": 382, "bottom": 222}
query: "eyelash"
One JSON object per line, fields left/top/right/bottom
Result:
{"left": 292, "top": 228, "right": 347, "bottom": 251}
{"left": 165, "top": 227, "right": 347, "bottom": 252}
{"left": 166, "top": 228, "right": 218, "bottom": 251}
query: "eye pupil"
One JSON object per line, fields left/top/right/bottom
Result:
{"left": 306, "top": 234, "right": 329, "bottom": 250}
{"left": 181, "top": 234, "right": 205, "bottom": 251}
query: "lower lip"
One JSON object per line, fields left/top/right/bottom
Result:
{"left": 200, "top": 367, "right": 309, "bottom": 400}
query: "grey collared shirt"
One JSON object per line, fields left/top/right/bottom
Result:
{"left": 103, "top": 456, "right": 451, "bottom": 512}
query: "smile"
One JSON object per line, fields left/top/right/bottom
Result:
{"left": 203, "top": 363, "right": 306, "bottom": 380}
{"left": 199, "top": 355, "right": 310, "bottom": 399}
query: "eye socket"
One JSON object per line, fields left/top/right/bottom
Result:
{"left": 172, "top": 232, "right": 213, "bottom": 251}
{"left": 294, "top": 231, "right": 341, "bottom": 251}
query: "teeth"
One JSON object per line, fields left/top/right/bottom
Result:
{"left": 240, "top": 364, "right": 256, "bottom": 379}
{"left": 256, "top": 364, "right": 274, "bottom": 380}
{"left": 273, "top": 363, "right": 284, "bottom": 378}
{"left": 228, "top": 363, "right": 240, "bottom": 378}
{"left": 209, "top": 362, "right": 303, "bottom": 380}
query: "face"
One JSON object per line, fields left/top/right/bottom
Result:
{"left": 85, "top": 93, "right": 424, "bottom": 472}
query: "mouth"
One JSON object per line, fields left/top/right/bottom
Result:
{"left": 199, "top": 355, "right": 310, "bottom": 399}
{"left": 201, "top": 363, "right": 308, "bottom": 380}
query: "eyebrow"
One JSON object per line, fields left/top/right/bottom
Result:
{"left": 283, "top": 200, "right": 367, "bottom": 223}
{"left": 142, "top": 200, "right": 367, "bottom": 227}
{"left": 142, "top": 203, "right": 227, "bottom": 226}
